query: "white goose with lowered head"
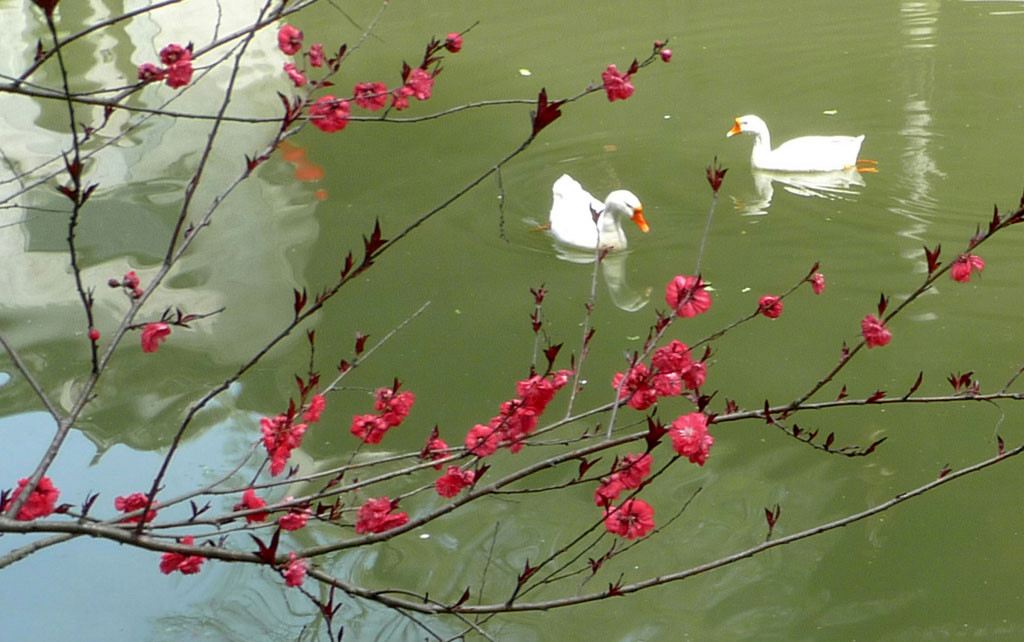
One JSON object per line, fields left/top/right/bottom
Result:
{"left": 727, "top": 114, "right": 866, "bottom": 172}
{"left": 549, "top": 174, "right": 647, "bottom": 250}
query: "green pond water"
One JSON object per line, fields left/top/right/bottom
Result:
{"left": 3, "top": 0, "right": 1024, "bottom": 640}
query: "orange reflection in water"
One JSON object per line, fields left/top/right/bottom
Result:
{"left": 277, "top": 139, "right": 327, "bottom": 197}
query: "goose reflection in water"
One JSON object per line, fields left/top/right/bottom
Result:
{"left": 734, "top": 167, "right": 867, "bottom": 216}
{"left": 551, "top": 245, "right": 650, "bottom": 312}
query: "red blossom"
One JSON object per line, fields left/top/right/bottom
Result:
{"left": 308, "top": 96, "right": 351, "bottom": 133}
{"left": 308, "top": 43, "right": 325, "bottom": 67}
{"left": 159, "top": 535, "right": 205, "bottom": 575}
{"left": 354, "top": 497, "right": 408, "bottom": 534}
{"left": 861, "top": 314, "right": 892, "bottom": 348}
{"left": 465, "top": 423, "right": 499, "bottom": 457}
{"left": 603, "top": 498, "right": 655, "bottom": 539}
{"left": 159, "top": 44, "right": 191, "bottom": 66}
{"left": 374, "top": 386, "right": 415, "bottom": 427}
{"left": 114, "top": 492, "right": 158, "bottom": 523}
{"left": 758, "top": 295, "right": 783, "bottom": 318}
{"left": 680, "top": 360, "right": 707, "bottom": 390}
{"left": 137, "top": 63, "right": 166, "bottom": 83}
{"left": 284, "top": 552, "right": 308, "bottom": 587}
{"left": 405, "top": 67, "right": 435, "bottom": 101}
{"left": 435, "top": 465, "right": 476, "bottom": 498}
{"left": 277, "top": 24, "right": 303, "bottom": 56}
{"left": 951, "top": 253, "right": 985, "bottom": 283}
{"left": 421, "top": 434, "right": 450, "bottom": 469}
{"left": 601, "top": 64, "right": 635, "bottom": 102}
{"left": 665, "top": 275, "right": 712, "bottom": 318}
{"left": 391, "top": 85, "right": 415, "bottom": 111}
{"left": 670, "top": 413, "right": 714, "bottom": 465}
{"left": 233, "top": 488, "right": 269, "bottom": 523}
{"left": 594, "top": 476, "right": 625, "bottom": 506}
{"left": 6, "top": 477, "right": 59, "bottom": 521}
{"left": 302, "top": 393, "right": 326, "bottom": 423}
{"left": 614, "top": 453, "right": 653, "bottom": 489}
{"left": 165, "top": 60, "right": 194, "bottom": 89}
{"left": 279, "top": 505, "right": 311, "bottom": 531}
{"left": 660, "top": 48, "right": 673, "bottom": 62}
{"left": 444, "top": 32, "right": 463, "bottom": 53}
{"left": 141, "top": 322, "right": 171, "bottom": 353}
{"left": 811, "top": 272, "right": 826, "bottom": 295}
{"left": 261, "top": 414, "right": 308, "bottom": 476}
{"left": 283, "top": 62, "right": 307, "bottom": 87}
{"left": 652, "top": 340, "right": 691, "bottom": 373}
{"left": 612, "top": 363, "right": 658, "bottom": 410}
{"left": 350, "top": 413, "right": 389, "bottom": 444}
{"left": 88, "top": 327, "right": 100, "bottom": 342}
{"left": 353, "top": 82, "right": 389, "bottom": 111}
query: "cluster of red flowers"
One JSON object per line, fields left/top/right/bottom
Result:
{"left": 612, "top": 340, "right": 706, "bottom": 411}
{"left": 350, "top": 383, "right": 415, "bottom": 444}
{"left": 114, "top": 492, "right": 158, "bottom": 523}
{"left": 464, "top": 370, "right": 573, "bottom": 457}
{"left": 594, "top": 453, "right": 652, "bottom": 506}
{"left": 4, "top": 477, "right": 60, "bottom": 521}
{"left": 435, "top": 465, "right": 476, "bottom": 498}
{"left": 159, "top": 535, "right": 205, "bottom": 575}
{"left": 276, "top": 24, "right": 463, "bottom": 133}
{"left": 861, "top": 315, "right": 892, "bottom": 349}
{"left": 261, "top": 393, "right": 325, "bottom": 476}
{"left": 354, "top": 496, "right": 408, "bottom": 534}
{"left": 137, "top": 43, "right": 194, "bottom": 89}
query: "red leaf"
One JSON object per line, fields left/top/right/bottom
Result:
{"left": 877, "top": 293, "right": 889, "bottom": 317}
{"left": 293, "top": 288, "right": 307, "bottom": 317}
{"left": 824, "top": 432, "right": 835, "bottom": 450}
{"left": 923, "top": 244, "right": 941, "bottom": 274}
{"left": 354, "top": 332, "right": 368, "bottom": 355}
{"left": 905, "top": 372, "right": 923, "bottom": 397}
{"left": 531, "top": 88, "right": 565, "bottom": 137}
{"left": 867, "top": 389, "right": 886, "bottom": 402}
{"left": 643, "top": 416, "right": 668, "bottom": 450}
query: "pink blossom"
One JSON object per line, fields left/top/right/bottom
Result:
{"left": 612, "top": 363, "right": 658, "bottom": 410}
{"left": 680, "top": 360, "right": 707, "bottom": 390}
{"left": 159, "top": 535, "right": 205, "bottom": 575}
{"left": 308, "top": 96, "right": 351, "bottom": 133}
{"left": 137, "top": 63, "right": 166, "bottom": 83}
{"left": 165, "top": 60, "right": 193, "bottom": 89}
{"left": 123, "top": 271, "right": 140, "bottom": 289}
{"left": 435, "top": 465, "right": 476, "bottom": 498}
{"left": 354, "top": 497, "right": 408, "bottom": 534}
{"left": 302, "top": 394, "right": 326, "bottom": 423}
{"left": 652, "top": 340, "right": 692, "bottom": 373}
{"left": 6, "top": 477, "right": 59, "bottom": 521}
{"left": 861, "top": 314, "right": 892, "bottom": 348}
{"left": 261, "top": 414, "right": 308, "bottom": 475}
{"left": 233, "top": 488, "right": 268, "bottom": 523}
{"left": 159, "top": 43, "right": 190, "bottom": 66}
{"left": 374, "top": 387, "right": 415, "bottom": 427}
{"left": 811, "top": 272, "right": 826, "bottom": 295}
{"left": 284, "top": 552, "right": 308, "bottom": 587}
{"left": 445, "top": 33, "right": 463, "bottom": 53}
{"left": 614, "top": 453, "right": 652, "bottom": 489}
{"left": 391, "top": 85, "right": 414, "bottom": 110}
{"left": 594, "top": 476, "right": 625, "bottom": 506}
{"left": 279, "top": 506, "right": 310, "bottom": 531}
{"left": 670, "top": 413, "right": 714, "bottom": 465}
{"left": 665, "top": 275, "right": 712, "bottom": 318}
{"left": 406, "top": 67, "right": 435, "bottom": 101}
{"left": 422, "top": 434, "right": 450, "bottom": 469}
{"left": 141, "top": 322, "right": 171, "bottom": 353}
{"left": 551, "top": 369, "right": 573, "bottom": 389}
{"left": 660, "top": 49, "right": 673, "bottom": 63}
{"left": 88, "top": 327, "right": 100, "bottom": 342}
{"left": 114, "top": 492, "right": 158, "bottom": 524}
{"left": 353, "top": 82, "right": 389, "bottom": 111}
{"left": 277, "top": 24, "right": 303, "bottom": 56}
{"left": 283, "top": 62, "right": 307, "bottom": 87}
{"left": 603, "top": 498, "right": 655, "bottom": 539}
{"left": 758, "top": 295, "right": 783, "bottom": 319}
{"left": 350, "top": 413, "right": 389, "bottom": 444}
{"left": 465, "top": 423, "right": 499, "bottom": 457}
{"left": 601, "top": 64, "right": 634, "bottom": 101}
{"left": 308, "top": 43, "right": 325, "bottom": 67}
{"left": 951, "top": 253, "right": 985, "bottom": 283}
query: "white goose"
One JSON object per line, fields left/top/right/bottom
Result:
{"left": 727, "top": 115, "right": 866, "bottom": 172}
{"left": 549, "top": 174, "right": 647, "bottom": 250}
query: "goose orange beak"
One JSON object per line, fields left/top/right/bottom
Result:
{"left": 727, "top": 118, "right": 742, "bottom": 137}
{"left": 632, "top": 206, "right": 649, "bottom": 233}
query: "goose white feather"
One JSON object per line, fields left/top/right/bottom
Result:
{"left": 549, "top": 174, "right": 647, "bottom": 250}
{"left": 727, "top": 115, "right": 865, "bottom": 172}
